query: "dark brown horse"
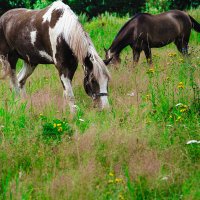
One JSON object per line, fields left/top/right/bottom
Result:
{"left": 0, "top": 1, "right": 110, "bottom": 113}
{"left": 105, "top": 10, "right": 200, "bottom": 66}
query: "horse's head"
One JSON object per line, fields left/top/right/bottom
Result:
{"left": 104, "top": 48, "right": 121, "bottom": 65}
{"left": 83, "top": 53, "right": 110, "bottom": 110}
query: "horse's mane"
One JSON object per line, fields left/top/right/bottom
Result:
{"left": 115, "top": 13, "right": 151, "bottom": 38}
{"left": 46, "top": 1, "right": 110, "bottom": 80}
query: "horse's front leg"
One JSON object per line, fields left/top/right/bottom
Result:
{"left": 60, "top": 73, "right": 76, "bottom": 113}
{"left": 57, "top": 60, "right": 77, "bottom": 113}
{"left": 144, "top": 47, "right": 153, "bottom": 66}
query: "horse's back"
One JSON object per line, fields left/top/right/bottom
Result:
{"left": 134, "top": 10, "right": 190, "bottom": 26}
{"left": 0, "top": 8, "right": 46, "bottom": 36}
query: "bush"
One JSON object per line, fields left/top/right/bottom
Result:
{"left": 144, "top": 0, "right": 171, "bottom": 14}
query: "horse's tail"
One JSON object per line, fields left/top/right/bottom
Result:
{"left": 189, "top": 15, "right": 200, "bottom": 32}
{"left": 0, "top": 55, "right": 11, "bottom": 80}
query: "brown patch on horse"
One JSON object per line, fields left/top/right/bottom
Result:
{"left": 50, "top": 9, "right": 63, "bottom": 28}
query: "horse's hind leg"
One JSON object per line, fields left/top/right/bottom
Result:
{"left": 2, "top": 52, "right": 21, "bottom": 95}
{"left": 175, "top": 36, "right": 189, "bottom": 55}
{"left": 8, "top": 55, "right": 19, "bottom": 94}
{"left": 132, "top": 48, "right": 141, "bottom": 67}
{"left": 144, "top": 47, "right": 153, "bottom": 66}
{"left": 17, "top": 61, "right": 36, "bottom": 98}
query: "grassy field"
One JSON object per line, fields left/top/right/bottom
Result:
{"left": 0, "top": 9, "right": 200, "bottom": 200}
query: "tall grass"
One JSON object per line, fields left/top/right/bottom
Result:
{"left": 0, "top": 9, "right": 200, "bottom": 200}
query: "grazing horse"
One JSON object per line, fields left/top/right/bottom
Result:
{"left": 105, "top": 10, "right": 200, "bottom": 66}
{"left": 0, "top": 1, "right": 110, "bottom": 113}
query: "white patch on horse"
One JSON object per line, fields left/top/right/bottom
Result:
{"left": 42, "top": 1, "right": 90, "bottom": 63}
{"left": 17, "top": 62, "right": 33, "bottom": 83}
{"left": 39, "top": 51, "right": 53, "bottom": 62}
{"left": 30, "top": 31, "right": 37, "bottom": 45}
{"left": 99, "top": 76, "right": 109, "bottom": 109}
{"left": 107, "top": 49, "right": 113, "bottom": 59}
{"left": 26, "top": 54, "right": 30, "bottom": 63}
{"left": 60, "top": 74, "right": 76, "bottom": 112}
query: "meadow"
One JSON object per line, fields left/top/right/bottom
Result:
{"left": 0, "top": 8, "right": 200, "bottom": 200}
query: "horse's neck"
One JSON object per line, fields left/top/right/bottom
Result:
{"left": 109, "top": 29, "right": 131, "bottom": 55}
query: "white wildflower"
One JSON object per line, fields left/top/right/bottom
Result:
{"left": 186, "top": 140, "right": 200, "bottom": 145}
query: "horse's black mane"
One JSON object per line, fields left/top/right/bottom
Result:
{"left": 115, "top": 13, "right": 150, "bottom": 38}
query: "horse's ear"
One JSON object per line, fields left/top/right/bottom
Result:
{"left": 103, "top": 46, "right": 108, "bottom": 53}
{"left": 103, "top": 57, "right": 113, "bottom": 65}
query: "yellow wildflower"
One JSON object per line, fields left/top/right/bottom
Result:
{"left": 118, "top": 194, "right": 125, "bottom": 200}
{"left": 168, "top": 52, "right": 177, "bottom": 57}
{"left": 180, "top": 104, "right": 188, "bottom": 113}
{"left": 58, "top": 127, "right": 63, "bottom": 132}
{"left": 179, "top": 58, "right": 184, "bottom": 63}
{"left": 146, "top": 94, "right": 150, "bottom": 101}
{"left": 109, "top": 172, "right": 114, "bottom": 177}
{"left": 115, "top": 178, "right": 123, "bottom": 183}
{"left": 53, "top": 123, "right": 57, "bottom": 128}
{"left": 57, "top": 123, "right": 61, "bottom": 127}
{"left": 176, "top": 116, "right": 182, "bottom": 121}
{"left": 180, "top": 108, "right": 187, "bottom": 113}
{"left": 148, "top": 68, "right": 155, "bottom": 74}
{"left": 178, "top": 82, "right": 184, "bottom": 89}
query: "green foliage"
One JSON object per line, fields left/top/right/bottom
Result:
{"left": 33, "top": 0, "right": 52, "bottom": 9}
{"left": 144, "top": 0, "right": 171, "bottom": 14}
{"left": 3, "top": 0, "right": 200, "bottom": 17}
{"left": 73, "top": 105, "right": 90, "bottom": 133}
{"left": 41, "top": 116, "right": 73, "bottom": 142}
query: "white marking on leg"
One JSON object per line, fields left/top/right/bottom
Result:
{"left": 39, "top": 51, "right": 53, "bottom": 62}
{"left": 17, "top": 62, "right": 34, "bottom": 98}
{"left": 30, "top": 31, "right": 37, "bottom": 45}
{"left": 60, "top": 74, "right": 76, "bottom": 112}
{"left": 99, "top": 77, "right": 109, "bottom": 109}
{"left": 107, "top": 49, "right": 114, "bottom": 59}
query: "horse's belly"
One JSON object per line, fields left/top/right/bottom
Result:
{"left": 15, "top": 46, "right": 53, "bottom": 65}
{"left": 151, "top": 39, "right": 174, "bottom": 48}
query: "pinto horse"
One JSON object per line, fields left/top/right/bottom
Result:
{"left": 0, "top": 1, "right": 110, "bottom": 112}
{"left": 105, "top": 10, "right": 200, "bottom": 66}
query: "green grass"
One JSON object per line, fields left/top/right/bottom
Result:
{"left": 0, "top": 9, "right": 200, "bottom": 200}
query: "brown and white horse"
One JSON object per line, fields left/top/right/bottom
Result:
{"left": 0, "top": 1, "right": 110, "bottom": 112}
